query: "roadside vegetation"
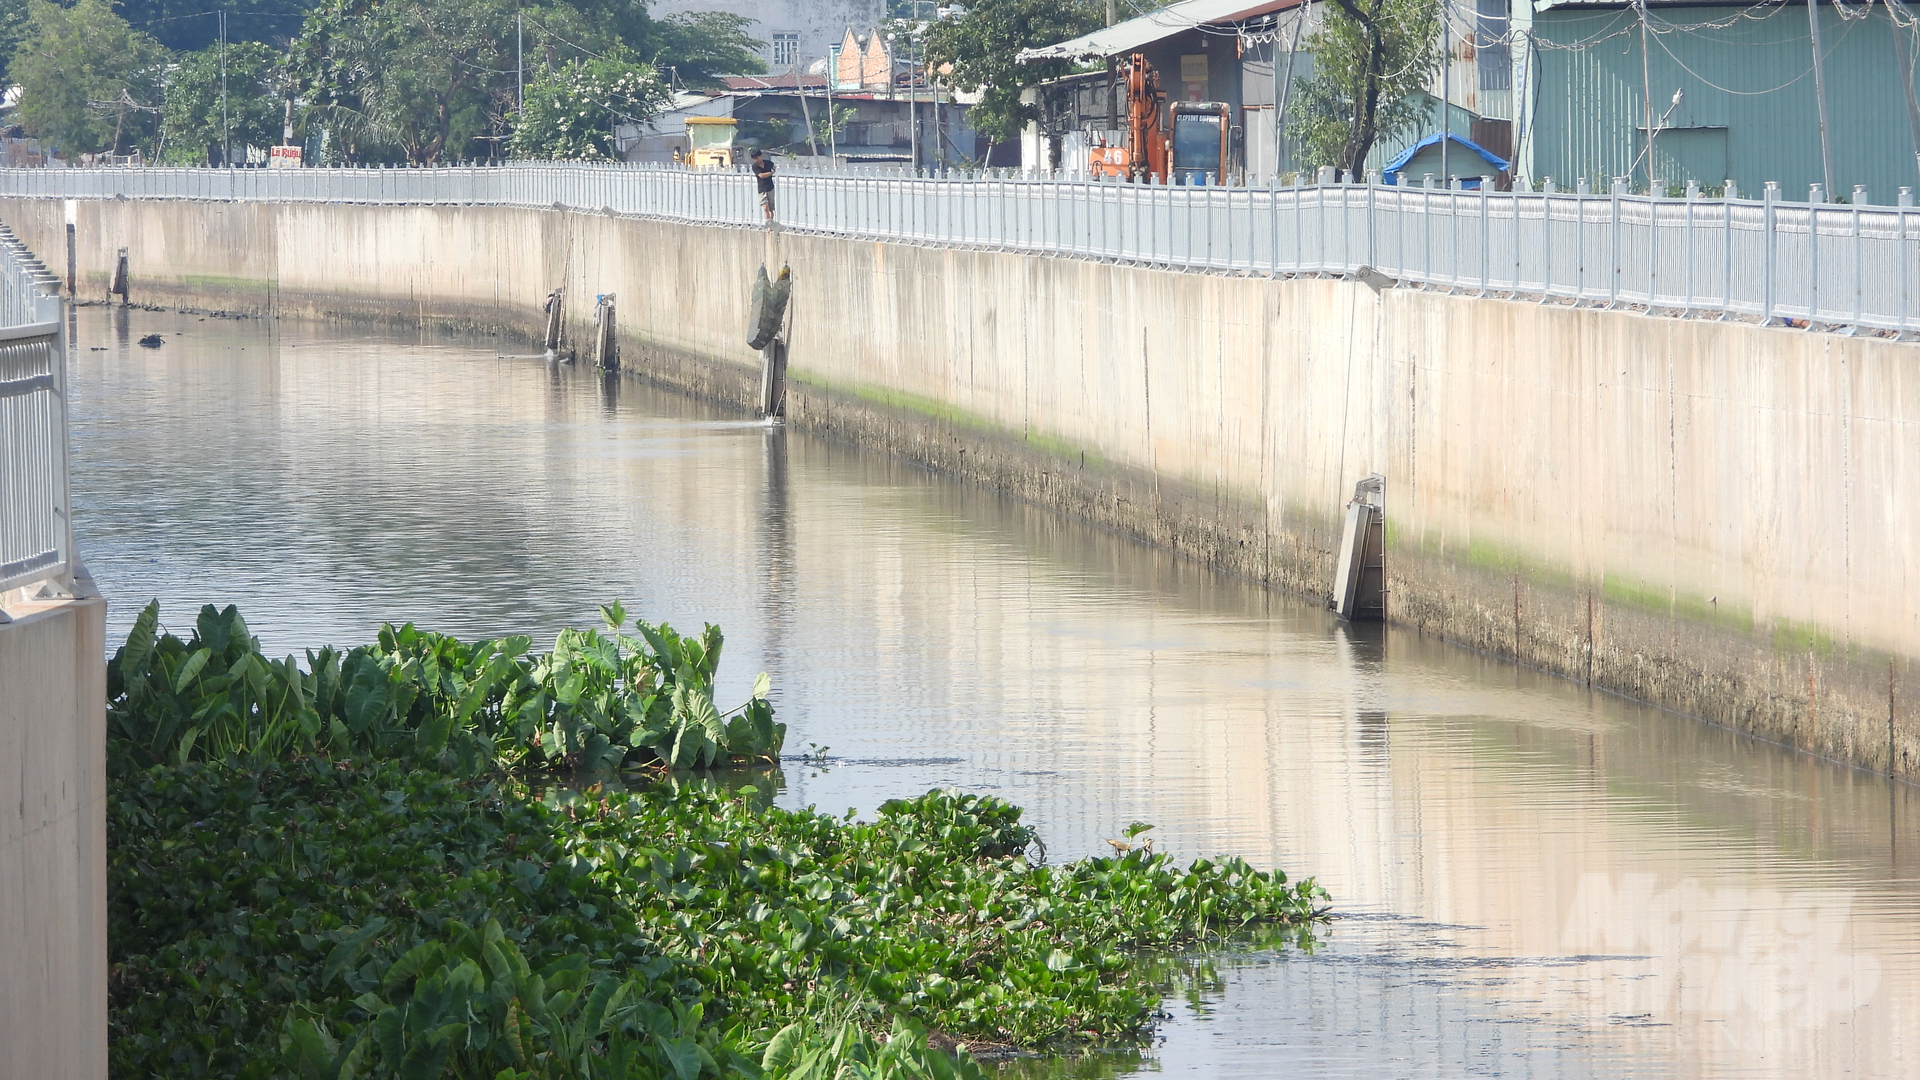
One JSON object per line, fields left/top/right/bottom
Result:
{"left": 108, "top": 602, "right": 1327, "bottom": 1079}
{"left": 0, "top": 0, "right": 766, "bottom": 164}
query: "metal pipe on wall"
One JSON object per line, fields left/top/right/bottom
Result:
{"left": 1809, "top": 0, "right": 1837, "bottom": 200}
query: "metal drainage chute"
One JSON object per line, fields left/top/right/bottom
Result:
{"left": 747, "top": 264, "right": 793, "bottom": 418}
{"left": 1332, "top": 474, "right": 1385, "bottom": 621}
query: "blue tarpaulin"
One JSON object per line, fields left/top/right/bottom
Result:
{"left": 1382, "top": 133, "right": 1511, "bottom": 188}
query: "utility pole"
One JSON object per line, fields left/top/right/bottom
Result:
{"left": 826, "top": 58, "right": 837, "bottom": 159}
{"left": 1275, "top": 8, "right": 1304, "bottom": 178}
{"left": 220, "top": 9, "right": 229, "bottom": 168}
{"left": 909, "top": 0, "right": 920, "bottom": 171}
{"left": 1637, "top": 0, "right": 1654, "bottom": 192}
{"left": 517, "top": 11, "right": 525, "bottom": 114}
{"left": 1106, "top": 0, "right": 1117, "bottom": 132}
{"left": 1808, "top": 0, "right": 1836, "bottom": 200}
{"left": 1440, "top": 3, "right": 1450, "bottom": 185}
{"left": 796, "top": 62, "right": 819, "bottom": 156}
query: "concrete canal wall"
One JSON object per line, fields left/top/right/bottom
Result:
{"left": 0, "top": 574, "right": 107, "bottom": 1080}
{"left": 8, "top": 196, "right": 1916, "bottom": 776}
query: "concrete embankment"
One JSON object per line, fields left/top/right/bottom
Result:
{"left": 10, "top": 196, "right": 1916, "bottom": 775}
{"left": 0, "top": 573, "right": 106, "bottom": 1080}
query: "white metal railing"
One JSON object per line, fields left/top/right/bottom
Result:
{"left": 0, "top": 222, "right": 70, "bottom": 596}
{"left": 2, "top": 164, "right": 1918, "bottom": 332}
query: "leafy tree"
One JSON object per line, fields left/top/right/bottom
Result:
{"left": 1288, "top": 0, "right": 1440, "bottom": 172}
{"left": 647, "top": 10, "right": 765, "bottom": 91}
{"left": 812, "top": 103, "right": 855, "bottom": 149}
{"left": 0, "top": 0, "right": 31, "bottom": 81}
{"left": 921, "top": 0, "right": 1104, "bottom": 146}
{"left": 292, "top": 0, "right": 617, "bottom": 163}
{"left": 115, "top": 0, "right": 313, "bottom": 53}
{"left": 507, "top": 51, "right": 665, "bottom": 160}
{"left": 160, "top": 41, "right": 286, "bottom": 164}
{"left": 292, "top": 0, "right": 512, "bottom": 163}
{"left": 12, "top": 0, "right": 166, "bottom": 155}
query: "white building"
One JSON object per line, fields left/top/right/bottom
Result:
{"left": 646, "top": 1, "right": 887, "bottom": 76}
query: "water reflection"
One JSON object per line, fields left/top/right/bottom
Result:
{"left": 66, "top": 309, "right": 1920, "bottom": 1079}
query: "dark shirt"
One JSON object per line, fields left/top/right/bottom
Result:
{"left": 752, "top": 158, "right": 775, "bottom": 193}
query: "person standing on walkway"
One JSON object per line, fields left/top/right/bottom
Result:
{"left": 751, "top": 149, "right": 775, "bottom": 223}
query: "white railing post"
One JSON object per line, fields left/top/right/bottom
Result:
{"left": 1809, "top": 183, "right": 1824, "bottom": 325}
{"left": 1904, "top": 188, "right": 1915, "bottom": 336}
{"left": 1852, "top": 186, "right": 1866, "bottom": 329}
{"left": 1721, "top": 181, "right": 1736, "bottom": 319}
{"left": 1609, "top": 177, "right": 1624, "bottom": 308}
{"left": 1763, "top": 181, "right": 1779, "bottom": 324}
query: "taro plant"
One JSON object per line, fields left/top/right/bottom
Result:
{"left": 759, "top": 1020, "right": 994, "bottom": 1080}
{"left": 107, "top": 601, "right": 784, "bottom": 774}
{"left": 508, "top": 602, "right": 783, "bottom": 773}
{"left": 283, "top": 919, "right": 756, "bottom": 1080}
{"left": 108, "top": 602, "right": 323, "bottom": 771}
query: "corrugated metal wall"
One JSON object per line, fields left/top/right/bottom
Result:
{"left": 1531, "top": 4, "right": 1920, "bottom": 202}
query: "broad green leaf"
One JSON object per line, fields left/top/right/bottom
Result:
{"left": 174, "top": 648, "right": 212, "bottom": 692}
{"left": 378, "top": 942, "right": 447, "bottom": 995}
{"left": 579, "top": 976, "right": 627, "bottom": 1038}
{"left": 118, "top": 600, "right": 161, "bottom": 682}
{"left": 659, "top": 1034, "right": 702, "bottom": 1080}
{"left": 415, "top": 710, "right": 454, "bottom": 757}
{"left": 172, "top": 726, "right": 199, "bottom": 767}
{"left": 763, "top": 1022, "right": 805, "bottom": 1071}
{"left": 322, "top": 918, "right": 390, "bottom": 988}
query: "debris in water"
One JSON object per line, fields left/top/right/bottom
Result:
{"left": 137, "top": 334, "right": 164, "bottom": 348}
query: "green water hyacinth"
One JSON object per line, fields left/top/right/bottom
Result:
{"left": 107, "top": 601, "right": 784, "bottom": 774}
{"left": 105, "top": 605, "right": 1328, "bottom": 1079}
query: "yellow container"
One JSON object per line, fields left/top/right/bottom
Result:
{"left": 685, "top": 117, "right": 738, "bottom": 169}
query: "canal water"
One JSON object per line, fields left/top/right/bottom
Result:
{"left": 70, "top": 307, "right": 1916, "bottom": 1078}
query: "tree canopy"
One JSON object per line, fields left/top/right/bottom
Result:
{"left": 114, "top": 0, "right": 312, "bottom": 54}
{"left": 291, "top": 0, "right": 645, "bottom": 163}
{"left": 6, "top": 0, "right": 764, "bottom": 164}
{"left": 12, "top": 0, "right": 165, "bottom": 155}
{"left": 647, "top": 10, "right": 765, "bottom": 91}
{"left": 507, "top": 50, "right": 666, "bottom": 160}
{"left": 160, "top": 41, "right": 285, "bottom": 164}
{"left": 921, "top": 0, "right": 1106, "bottom": 145}
{"left": 1288, "top": 0, "right": 1440, "bottom": 172}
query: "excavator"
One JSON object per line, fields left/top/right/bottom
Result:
{"left": 1089, "top": 53, "right": 1231, "bottom": 185}
{"left": 1088, "top": 53, "right": 1169, "bottom": 182}
{"left": 1124, "top": 53, "right": 1169, "bottom": 183}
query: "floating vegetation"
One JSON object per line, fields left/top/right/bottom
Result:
{"left": 106, "top": 604, "right": 1327, "bottom": 1079}
{"left": 108, "top": 600, "right": 784, "bottom": 776}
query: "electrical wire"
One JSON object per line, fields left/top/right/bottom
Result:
{"left": 1641, "top": 0, "right": 1870, "bottom": 95}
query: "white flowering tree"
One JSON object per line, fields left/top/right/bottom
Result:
{"left": 508, "top": 52, "right": 666, "bottom": 161}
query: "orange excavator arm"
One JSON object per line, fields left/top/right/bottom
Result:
{"left": 1126, "top": 53, "right": 1168, "bottom": 184}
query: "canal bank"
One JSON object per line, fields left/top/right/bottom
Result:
{"left": 65, "top": 308, "right": 1918, "bottom": 1078}
{"left": 9, "top": 196, "right": 1915, "bottom": 776}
